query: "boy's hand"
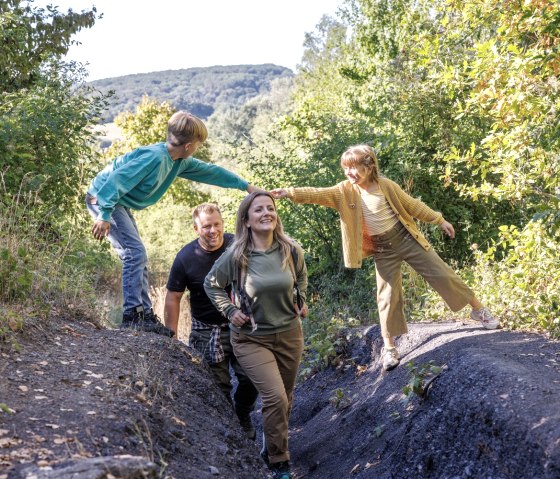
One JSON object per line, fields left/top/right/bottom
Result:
{"left": 270, "top": 188, "right": 288, "bottom": 199}
{"left": 92, "top": 220, "right": 111, "bottom": 240}
{"left": 246, "top": 184, "right": 267, "bottom": 194}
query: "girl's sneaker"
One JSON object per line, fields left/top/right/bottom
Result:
{"left": 382, "top": 347, "right": 400, "bottom": 371}
{"left": 471, "top": 307, "right": 500, "bottom": 330}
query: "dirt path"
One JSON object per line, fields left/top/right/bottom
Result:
{"left": 0, "top": 319, "right": 268, "bottom": 479}
{"left": 1, "top": 318, "right": 559, "bottom": 479}
{"left": 289, "top": 322, "right": 560, "bottom": 479}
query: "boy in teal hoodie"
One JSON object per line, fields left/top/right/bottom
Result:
{"left": 86, "top": 111, "right": 260, "bottom": 335}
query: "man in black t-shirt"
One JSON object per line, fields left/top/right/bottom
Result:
{"left": 164, "top": 203, "right": 258, "bottom": 439}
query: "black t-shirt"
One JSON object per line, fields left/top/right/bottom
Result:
{"left": 166, "top": 233, "right": 233, "bottom": 326}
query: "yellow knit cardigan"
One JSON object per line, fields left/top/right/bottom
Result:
{"left": 287, "top": 177, "right": 445, "bottom": 268}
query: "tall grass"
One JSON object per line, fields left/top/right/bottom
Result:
{"left": 0, "top": 177, "right": 116, "bottom": 344}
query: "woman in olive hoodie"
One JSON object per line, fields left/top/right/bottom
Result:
{"left": 204, "top": 192, "right": 307, "bottom": 479}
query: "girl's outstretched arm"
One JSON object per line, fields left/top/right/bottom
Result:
{"left": 270, "top": 188, "right": 288, "bottom": 199}
{"left": 271, "top": 185, "right": 343, "bottom": 210}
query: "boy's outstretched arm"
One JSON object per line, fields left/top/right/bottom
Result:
{"left": 246, "top": 184, "right": 267, "bottom": 194}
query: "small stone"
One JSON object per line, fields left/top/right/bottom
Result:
{"left": 209, "top": 466, "right": 220, "bottom": 475}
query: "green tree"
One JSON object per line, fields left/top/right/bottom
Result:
{"left": 0, "top": 0, "right": 106, "bottom": 220}
{"left": 0, "top": 1, "right": 117, "bottom": 328}
{"left": 226, "top": 0, "right": 560, "bottom": 338}
{"left": 0, "top": 0, "right": 97, "bottom": 91}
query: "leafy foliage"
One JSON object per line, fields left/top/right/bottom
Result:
{"left": 469, "top": 221, "right": 560, "bottom": 337}
{"left": 216, "top": 0, "right": 560, "bottom": 349}
{"left": 0, "top": 0, "right": 108, "bottom": 220}
{"left": 0, "top": 183, "right": 114, "bottom": 345}
{"left": 0, "top": 0, "right": 97, "bottom": 91}
{"left": 402, "top": 360, "right": 443, "bottom": 404}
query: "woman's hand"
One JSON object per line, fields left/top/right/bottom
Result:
{"left": 230, "top": 309, "right": 250, "bottom": 328}
{"left": 440, "top": 221, "right": 455, "bottom": 239}
{"left": 296, "top": 302, "right": 308, "bottom": 318}
{"left": 270, "top": 188, "right": 288, "bottom": 199}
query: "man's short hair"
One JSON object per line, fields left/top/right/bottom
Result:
{"left": 192, "top": 203, "right": 222, "bottom": 226}
{"left": 167, "top": 111, "right": 208, "bottom": 146}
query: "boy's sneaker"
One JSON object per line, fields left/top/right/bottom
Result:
{"left": 238, "top": 414, "right": 256, "bottom": 440}
{"left": 470, "top": 307, "right": 500, "bottom": 330}
{"left": 120, "top": 308, "right": 141, "bottom": 330}
{"left": 382, "top": 347, "right": 400, "bottom": 371}
{"left": 270, "top": 461, "right": 291, "bottom": 479}
{"left": 120, "top": 308, "right": 174, "bottom": 337}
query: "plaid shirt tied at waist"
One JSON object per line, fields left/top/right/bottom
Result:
{"left": 191, "top": 318, "right": 229, "bottom": 364}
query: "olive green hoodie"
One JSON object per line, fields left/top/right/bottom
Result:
{"left": 204, "top": 241, "right": 307, "bottom": 336}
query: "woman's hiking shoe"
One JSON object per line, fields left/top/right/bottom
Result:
{"left": 382, "top": 347, "right": 400, "bottom": 371}
{"left": 270, "top": 461, "right": 291, "bottom": 479}
{"left": 120, "top": 309, "right": 174, "bottom": 337}
{"left": 470, "top": 307, "right": 500, "bottom": 330}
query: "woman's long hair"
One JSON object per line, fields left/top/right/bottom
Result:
{"left": 230, "top": 192, "right": 294, "bottom": 273}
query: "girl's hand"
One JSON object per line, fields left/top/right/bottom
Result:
{"left": 270, "top": 188, "right": 288, "bottom": 199}
{"left": 230, "top": 310, "right": 250, "bottom": 328}
{"left": 296, "top": 302, "right": 308, "bottom": 318}
{"left": 441, "top": 221, "right": 455, "bottom": 239}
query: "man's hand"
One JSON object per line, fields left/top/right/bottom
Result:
{"left": 270, "top": 188, "right": 288, "bottom": 199}
{"left": 440, "top": 221, "right": 455, "bottom": 239}
{"left": 230, "top": 310, "right": 250, "bottom": 328}
{"left": 92, "top": 220, "right": 111, "bottom": 240}
{"left": 246, "top": 184, "right": 267, "bottom": 194}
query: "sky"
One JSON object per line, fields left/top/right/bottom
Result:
{"left": 33, "top": 0, "right": 344, "bottom": 81}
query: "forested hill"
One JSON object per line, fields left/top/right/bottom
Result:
{"left": 89, "top": 63, "right": 293, "bottom": 121}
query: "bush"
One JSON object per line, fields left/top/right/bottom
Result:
{"left": 468, "top": 221, "right": 560, "bottom": 338}
{"left": 0, "top": 185, "right": 120, "bottom": 343}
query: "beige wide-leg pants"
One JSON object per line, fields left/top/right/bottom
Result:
{"left": 372, "top": 223, "right": 475, "bottom": 338}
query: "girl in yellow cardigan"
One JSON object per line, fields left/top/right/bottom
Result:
{"left": 271, "top": 144, "right": 498, "bottom": 371}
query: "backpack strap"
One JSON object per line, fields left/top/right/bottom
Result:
{"left": 290, "top": 245, "right": 304, "bottom": 310}
{"left": 235, "top": 259, "right": 257, "bottom": 332}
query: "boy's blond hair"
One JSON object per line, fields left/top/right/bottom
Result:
{"left": 167, "top": 111, "right": 208, "bottom": 146}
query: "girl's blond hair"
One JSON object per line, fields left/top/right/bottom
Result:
{"left": 340, "top": 144, "right": 380, "bottom": 183}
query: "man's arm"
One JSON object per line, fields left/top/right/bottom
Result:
{"left": 164, "top": 290, "right": 184, "bottom": 335}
